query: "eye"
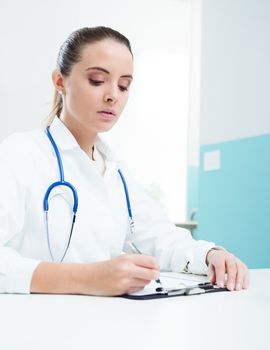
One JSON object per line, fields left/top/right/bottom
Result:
{"left": 89, "top": 79, "right": 104, "bottom": 86}
{"left": 119, "top": 85, "right": 128, "bottom": 92}
{"left": 89, "top": 78, "right": 129, "bottom": 92}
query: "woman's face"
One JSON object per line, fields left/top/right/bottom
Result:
{"left": 60, "top": 39, "right": 133, "bottom": 134}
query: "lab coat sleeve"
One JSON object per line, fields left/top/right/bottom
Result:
{"left": 121, "top": 164, "right": 215, "bottom": 275}
{"left": 0, "top": 135, "right": 40, "bottom": 294}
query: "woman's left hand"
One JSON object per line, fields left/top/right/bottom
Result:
{"left": 206, "top": 249, "right": 249, "bottom": 291}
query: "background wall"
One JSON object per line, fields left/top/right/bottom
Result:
{"left": 0, "top": 0, "right": 190, "bottom": 140}
{"left": 197, "top": 0, "right": 270, "bottom": 268}
{"left": 0, "top": 0, "right": 79, "bottom": 137}
{"left": 0, "top": 0, "right": 191, "bottom": 222}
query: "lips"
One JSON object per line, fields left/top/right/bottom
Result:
{"left": 97, "top": 108, "right": 116, "bottom": 116}
{"left": 97, "top": 109, "right": 117, "bottom": 122}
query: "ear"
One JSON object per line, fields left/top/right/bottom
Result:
{"left": 52, "top": 69, "right": 65, "bottom": 94}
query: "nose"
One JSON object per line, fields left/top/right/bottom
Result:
{"left": 104, "top": 85, "right": 118, "bottom": 104}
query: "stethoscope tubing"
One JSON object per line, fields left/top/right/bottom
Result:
{"left": 43, "top": 126, "right": 134, "bottom": 262}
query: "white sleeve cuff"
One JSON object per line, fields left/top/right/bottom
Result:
{"left": 170, "top": 240, "right": 216, "bottom": 275}
{"left": 0, "top": 248, "right": 40, "bottom": 294}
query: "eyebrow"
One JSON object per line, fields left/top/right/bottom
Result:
{"left": 85, "top": 66, "right": 133, "bottom": 80}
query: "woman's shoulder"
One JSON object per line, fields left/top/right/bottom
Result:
{"left": 0, "top": 128, "right": 47, "bottom": 166}
{"left": 0, "top": 128, "right": 45, "bottom": 150}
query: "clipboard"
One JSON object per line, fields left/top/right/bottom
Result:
{"left": 122, "top": 282, "right": 228, "bottom": 300}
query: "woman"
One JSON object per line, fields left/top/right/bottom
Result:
{"left": 0, "top": 26, "right": 249, "bottom": 296}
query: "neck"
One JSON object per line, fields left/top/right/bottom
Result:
{"left": 59, "top": 113, "right": 97, "bottom": 159}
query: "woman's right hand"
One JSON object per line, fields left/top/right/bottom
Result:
{"left": 81, "top": 254, "right": 160, "bottom": 296}
{"left": 31, "top": 254, "right": 160, "bottom": 296}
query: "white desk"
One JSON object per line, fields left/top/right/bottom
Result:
{"left": 0, "top": 269, "right": 269, "bottom": 350}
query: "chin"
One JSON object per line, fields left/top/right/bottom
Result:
{"left": 95, "top": 123, "right": 115, "bottom": 134}
{"left": 98, "top": 126, "right": 115, "bottom": 134}
{"left": 98, "top": 119, "right": 118, "bottom": 132}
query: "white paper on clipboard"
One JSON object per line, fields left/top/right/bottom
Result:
{"left": 129, "top": 272, "right": 209, "bottom": 297}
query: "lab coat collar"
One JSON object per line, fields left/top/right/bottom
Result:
{"left": 49, "top": 117, "right": 117, "bottom": 161}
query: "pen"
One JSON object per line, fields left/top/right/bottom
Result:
{"left": 129, "top": 242, "right": 164, "bottom": 289}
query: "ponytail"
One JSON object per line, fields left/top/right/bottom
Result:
{"left": 46, "top": 90, "right": 63, "bottom": 125}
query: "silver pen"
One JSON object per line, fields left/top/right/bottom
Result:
{"left": 129, "top": 242, "right": 164, "bottom": 290}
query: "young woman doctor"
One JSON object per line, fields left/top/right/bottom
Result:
{"left": 0, "top": 27, "right": 249, "bottom": 296}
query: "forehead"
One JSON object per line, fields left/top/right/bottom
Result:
{"left": 77, "top": 39, "right": 133, "bottom": 74}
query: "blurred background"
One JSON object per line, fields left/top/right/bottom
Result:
{"left": 0, "top": 0, "right": 269, "bottom": 268}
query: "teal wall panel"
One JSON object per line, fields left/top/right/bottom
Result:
{"left": 187, "top": 166, "right": 199, "bottom": 238}
{"left": 187, "top": 166, "right": 199, "bottom": 218}
{"left": 197, "top": 134, "right": 270, "bottom": 268}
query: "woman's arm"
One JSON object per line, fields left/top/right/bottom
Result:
{"left": 30, "top": 254, "right": 160, "bottom": 296}
{"left": 120, "top": 164, "right": 249, "bottom": 290}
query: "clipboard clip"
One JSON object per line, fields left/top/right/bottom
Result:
{"left": 157, "top": 282, "right": 228, "bottom": 296}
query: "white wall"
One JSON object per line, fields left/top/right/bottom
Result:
{"left": 0, "top": 0, "right": 192, "bottom": 222}
{"left": 0, "top": 0, "right": 79, "bottom": 139}
{"left": 78, "top": 0, "right": 192, "bottom": 222}
{"left": 0, "top": 0, "right": 190, "bottom": 141}
{"left": 187, "top": 0, "right": 201, "bottom": 166}
{"left": 200, "top": 0, "right": 270, "bottom": 145}
{"left": 78, "top": 0, "right": 190, "bottom": 54}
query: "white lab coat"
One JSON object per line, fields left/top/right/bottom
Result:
{"left": 0, "top": 117, "right": 215, "bottom": 294}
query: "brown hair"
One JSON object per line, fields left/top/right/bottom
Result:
{"left": 47, "top": 26, "right": 133, "bottom": 124}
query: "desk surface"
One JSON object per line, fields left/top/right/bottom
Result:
{"left": 0, "top": 269, "right": 269, "bottom": 350}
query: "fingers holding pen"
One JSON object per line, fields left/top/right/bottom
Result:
{"left": 127, "top": 278, "right": 154, "bottom": 294}
{"left": 122, "top": 254, "right": 160, "bottom": 281}
{"left": 105, "top": 254, "right": 160, "bottom": 295}
{"left": 130, "top": 253, "right": 160, "bottom": 271}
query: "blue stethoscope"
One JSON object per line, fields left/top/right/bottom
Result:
{"left": 43, "top": 126, "right": 136, "bottom": 262}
